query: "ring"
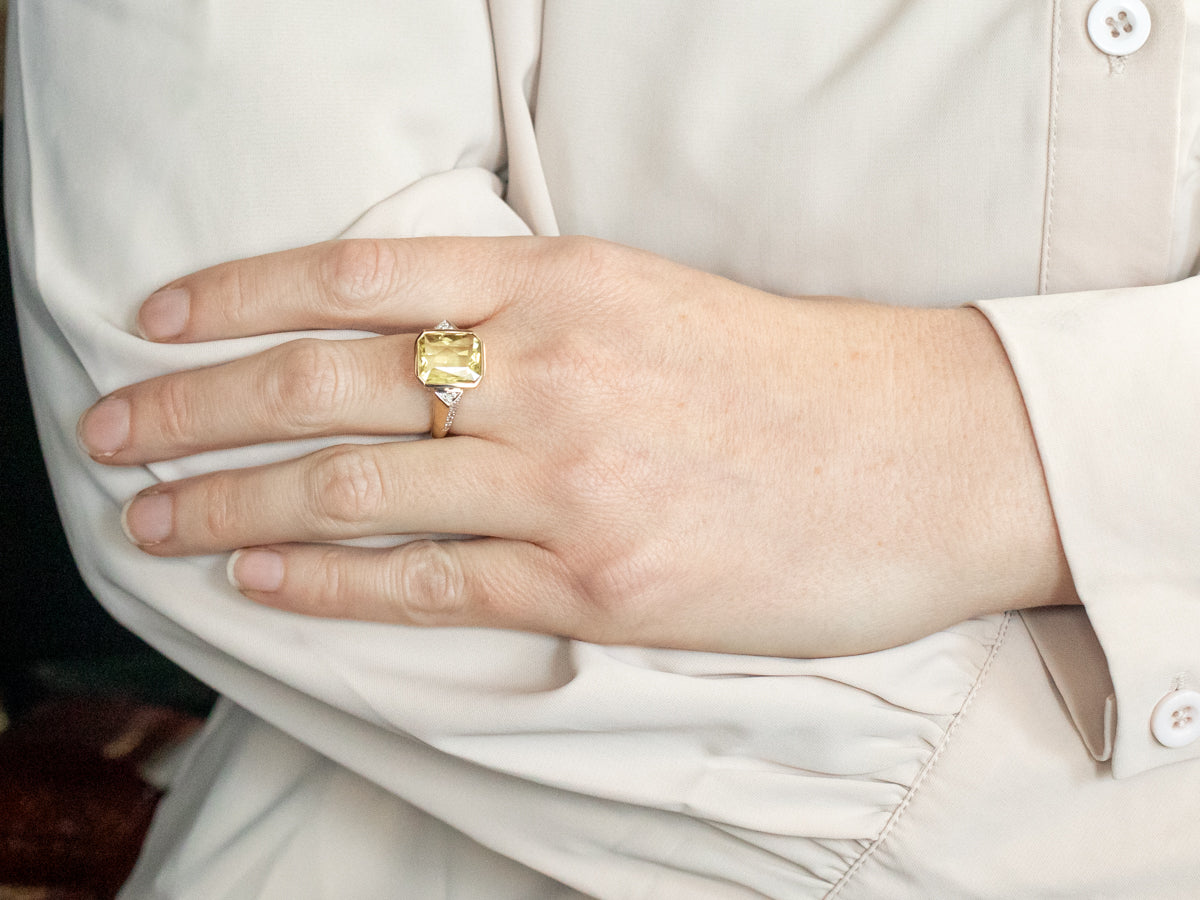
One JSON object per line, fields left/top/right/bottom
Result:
{"left": 414, "top": 320, "right": 484, "bottom": 438}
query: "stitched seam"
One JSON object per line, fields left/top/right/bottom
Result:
{"left": 1038, "top": 0, "right": 1063, "bottom": 295}
{"left": 1161, "top": 21, "right": 1187, "bottom": 283}
{"left": 823, "top": 611, "right": 1013, "bottom": 900}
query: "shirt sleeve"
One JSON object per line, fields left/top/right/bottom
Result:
{"left": 8, "top": 10, "right": 1024, "bottom": 883}
{"left": 973, "top": 277, "right": 1200, "bottom": 779}
{"left": 4, "top": 0, "right": 543, "bottom": 736}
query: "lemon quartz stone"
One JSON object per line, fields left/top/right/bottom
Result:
{"left": 415, "top": 330, "right": 484, "bottom": 387}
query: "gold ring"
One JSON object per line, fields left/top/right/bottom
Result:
{"left": 414, "top": 320, "right": 484, "bottom": 438}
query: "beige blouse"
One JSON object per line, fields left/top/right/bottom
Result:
{"left": 8, "top": 1, "right": 1200, "bottom": 896}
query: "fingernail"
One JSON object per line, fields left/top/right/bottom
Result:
{"left": 78, "top": 397, "right": 130, "bottom": 458}
{"left": 121, "top": 492, "right": 174, "bottom": 545}
{"left": 138, "top": 288, "right": 190, "bottom": 340}
{"left": 227, "top": 549, "right": 285, "bottom": 592}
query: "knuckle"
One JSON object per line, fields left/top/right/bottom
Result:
{"left": 212, "top": 263, "right": 257, "bottom": 333}
{"left": 520, "top": 334, "right": 623, "bottom": 416}
{"left": 547, "top": 442, "right": 604, "bottom": 510}
{"left": 319, "top": 239, "right": 399, "bottom": 314}
{"left": 570, "top": 546, "right": 665, "bottom": 636}
{"left": 538, "top": 236, "right": 629, "bottom": 297}
{"left": 548, "top": 438, "right": 643, "bottom": 516}
{"left": 589, "top": 552, "right": 654, "bottom": 605}
{"left": 388, "top": 540, "right": 467, "bottom": 623}
{"left": 198, "top": 478, "right": 240, "bottom": 544}
{"left": 537, "top": 234, "right": 605, "bottom": 272}
{"left": 548, "top": 334, "right": 613, "bottom": 384}
{"left": 306, "top": 547, "right": 348, "bottom": 617}
{"left": 310, "top": 445, "right": 389, "bottom": 525}
{"left": 270, "top": 339, "right": 351, "bottom": 432}
{"left": 153, "top": 377, "right": 200, "bottom": 446}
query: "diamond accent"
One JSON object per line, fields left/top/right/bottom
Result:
{"left": 432, "top": 386, "right": 464, "bottom": 408}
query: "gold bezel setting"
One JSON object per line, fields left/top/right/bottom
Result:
{"left": 414, "top": 321, "right": 484, "bottom": 389}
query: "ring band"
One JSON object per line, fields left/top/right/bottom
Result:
{"left": 415, "top": 320, "right": 484, "bottom": 438}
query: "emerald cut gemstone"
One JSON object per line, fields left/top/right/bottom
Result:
{"left": 415, "top": 330, "right": 483, "bottom": 387}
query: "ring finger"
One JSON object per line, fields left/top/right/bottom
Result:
{"left": 80, "top": 332, "right": 503, "bottom": 465}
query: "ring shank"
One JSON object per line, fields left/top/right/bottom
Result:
{"left": 430, "top": 392, "right": 461, "bottom": 438}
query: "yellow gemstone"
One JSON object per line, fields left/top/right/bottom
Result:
{"left": 415, "top": 330, "right": 484, "bottom": 387}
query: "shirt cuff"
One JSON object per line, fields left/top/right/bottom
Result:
{"left": 973, "top": 276, "right": 1200, "bottom": 778}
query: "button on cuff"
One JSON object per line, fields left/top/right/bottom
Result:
{"left": 1150, "top": 689, "right": 1200, "bottom": 749}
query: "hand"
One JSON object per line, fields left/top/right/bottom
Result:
{"left": 78, "top": 237, "right": 1077, "bottom": 657}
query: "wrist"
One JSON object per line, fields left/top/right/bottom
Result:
{"left": 782, "top": 299, "right": 1078, "bottom": 648}
{"left": 931, "top": 307, "right": 1079, "bottom": 613}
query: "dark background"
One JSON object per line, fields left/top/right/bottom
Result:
{"left": 0, "top": 143, "right": 215, "bottom": 722}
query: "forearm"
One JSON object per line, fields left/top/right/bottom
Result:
{"left": 771, "top": 300, "right": 1078, "bottom": 654}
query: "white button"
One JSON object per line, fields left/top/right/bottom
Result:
{"left": 1087, "top": 0, "right": 1151, "bottom": 56}
{"left": 1151, "top": 689, "right": 1200, "bottom": 749}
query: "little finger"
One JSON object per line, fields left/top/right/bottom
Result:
{"left": 227, "top": 538, "right": 594, "bottom": 637}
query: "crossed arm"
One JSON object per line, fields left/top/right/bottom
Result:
{"left": 77, "top": 236, "right": 1078, "bottom": 658}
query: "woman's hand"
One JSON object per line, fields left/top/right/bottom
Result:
{"left": 78, "top": 237, "right": 1077, "bottom": 657}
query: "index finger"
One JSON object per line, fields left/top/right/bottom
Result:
{"left": 137, "top": 237, "right": 538, "bottom": 342}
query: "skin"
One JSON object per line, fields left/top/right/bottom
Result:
{"left": 78, "top": 236, "right": 1079, "bottom": 658}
